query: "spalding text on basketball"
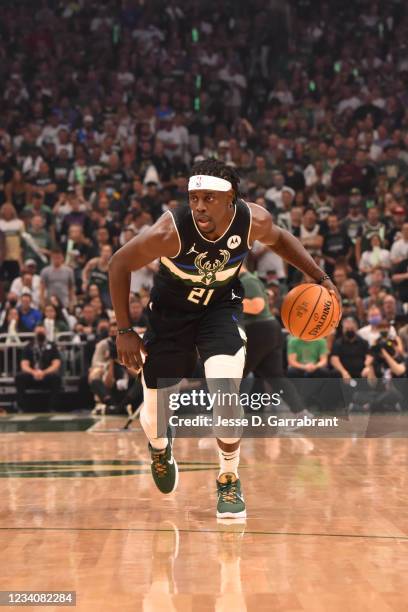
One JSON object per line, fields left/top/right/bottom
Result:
{"left": 308, "top": 299, "right": 332, "bottom": 336}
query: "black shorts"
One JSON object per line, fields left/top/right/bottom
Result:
{"left": 142, "top": 299, "right": 245, "bottom": 388}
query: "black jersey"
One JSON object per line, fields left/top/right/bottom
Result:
{"left": 151, "top": 199, "right": 252, "bottom": 312}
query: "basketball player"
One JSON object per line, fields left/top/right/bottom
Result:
{"left": 109, "top": 159, "right": 340, "bottom": 518}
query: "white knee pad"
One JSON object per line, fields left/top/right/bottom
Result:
{"left": 204, "top": 347, "right": 246, "bottom": 379}
{"left": 204, "top": 348, "right": 245, "bottom": 442}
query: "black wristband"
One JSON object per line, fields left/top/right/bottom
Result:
{"left": 316, "top": 274, "right": 331, "bottom": 284}
{"left": 117, "top": 327, "right": 136, "bottom": 335}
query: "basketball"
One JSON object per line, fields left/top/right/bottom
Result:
{"left": 281, "top": 283, "right": 340, "bottom": 340}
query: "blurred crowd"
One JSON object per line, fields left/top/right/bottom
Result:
{"left": 1, "top": 0, "right": 408, "bottom": 410}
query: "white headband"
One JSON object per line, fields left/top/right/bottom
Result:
{"left": 188, "top": 175, "right": 232, "bottom": 192}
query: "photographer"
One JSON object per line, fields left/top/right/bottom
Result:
{"left": 358, "top": 305, "right": 403, "bottom": 355}
{"left": 88, "top": 320, "right": 117, "bottom": 410}
{"left": 359, "top": 324, "right": 406, "bottom": 411}
{"left": 88, "top": 320, "right": 129, "bottom": 414}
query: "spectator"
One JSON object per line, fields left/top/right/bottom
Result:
{"left": 284, "top": 157, "right": 305, "bottom": 193}
{"left": 0, "top": 202, "right": 24, "bottom": 285}
{"left": 390, "top": 223, "right": 408, "bottom": 264}
{"left": 60, "top": 188, "right": 92, "bottom": 243}
{"left": 322, "top": 214, "right": 354, "bottom": 276}
{"left": 22, "top": 214, "right": 52, "bottom": 269}
{"left": 341, "top": 198, "right": 365, "bottom": 259}
{"left": 359, "top": 235, "right": 391, "bottom": 285}
{"left": 247, "top": 156, "right": 275, "bottom": 195}
{"left": 129, "top": 298, "right": 148, "bottom": 331}
{"left": 360, "top": 207, "right": 387, "bottom": 252}
{"left": 297, "top": 208, "right": 324, "bottom": 259}
{"left": 386, "top": 206, "right": 406, "bottom": 246}
{"left": 358, "top": 306, "right": 400, "bottom": 348}
{"left": 48, "top": 295, "right": 76, "bottom": 332}
{"left": 75, "top": 303, "right": 99, "bottom": 337}
{"left": 276, "top": 187, "right": 296, "bottom": 230}
{"left": 309, "top": 184, "right": 333, "bottom": 221}
{"left": 265, "top": 172, "right": 286, "bottom": 212}
{"left": 40, "top": 248, "right": 75, "bottom": 310}
{"left": 82, "top": 244, "right": 112, "bottom": 308}
{"left": 0, "top": 308, "right": 25, "bottom": 342}
{"left": 18, "top": 290, "right": 42, "bottom": 332}
{"left": 382, "top": 294, "right": 403, "bottom": 324}
{"left": 89, "top": 295, "right": 110, "bottom": 322}
{"left": 64, "top": 224, "right": 93, "bottom": 293}
{"left": 377, "top": 143, "right": 408, "bottom": 187}
{"left": 340, "top": 278, "right": 365, "bottom": 324}
{"left": 43, "top": 303, "right": 70, "bottom": 341}
{"left": 22, "top": 191, "right": 53, "bottom": 230}
{"left": 15, "top": 324, "right": 62, "bottom": 411}
{"left": 331, "top": 150, "right": 363, "bottom": 197}
{"left": 10, "top": 260, "right": 41, "bottom": 307}
{"left": 391, "top": 253, "right": 408, "bottom": 304}
{"left": 331, "top": 317, "right": 369, "bottom": 381}
{"left": 287, "top": 336, "right": 330, "bottom": 378}
{"left": 287, "top": 335, "right": 332, "bottom": 407}
{"left": 31, "top": 162, "right": 57, "bottom": 207}
{"left": 5, "top": 169, "right": 28, "bottom": 214}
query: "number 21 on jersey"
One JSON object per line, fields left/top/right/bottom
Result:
{"left": 187, "top": 287, "right": 214, "bottom": 305}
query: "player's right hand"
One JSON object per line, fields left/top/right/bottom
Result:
{"left": 116, "top": 332, "right": 147, "bottom": 370}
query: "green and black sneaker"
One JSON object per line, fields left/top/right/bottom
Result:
{"left": 149, "top": 427, "right": 178, "bottom": 494}
{"left": 216, "top": 472, "right": 246, "bottom": 519}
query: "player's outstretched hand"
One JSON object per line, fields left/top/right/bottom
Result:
{"left": 321, "top": 278, "right": 343, "bottom": 323}
{"left": 116, "top": 332, "right": 147, "bottom": 371}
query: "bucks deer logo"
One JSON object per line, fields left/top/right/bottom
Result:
{"left": 194, "top": 250, "right": 230, "bottom": 285}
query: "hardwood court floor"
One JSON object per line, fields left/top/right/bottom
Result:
{"left": 0, "top": 415, "right": 408, "bottom": 611}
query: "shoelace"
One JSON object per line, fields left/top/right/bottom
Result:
{"left": 219, "top": 482, "right": 238, "bottom": 504}
{"left": 151, "top": 452, "right": 168, "bottom": 478}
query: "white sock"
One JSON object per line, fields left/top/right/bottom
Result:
{"left": 140, "top": 385, "right": 168, "bottom": 451}
{"left": 218, "top": 445, "right": 240, "bottom": 479}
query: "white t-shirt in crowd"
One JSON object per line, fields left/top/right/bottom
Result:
{"left": 251, "top": 240, "right": 286, "bottom": 280}
{"left": 390, "top": 238, "right": 408, "bottom": 263}
{"left": 10, "top": 274, "right": 41, "bottom": 307}
{"left": 358, "top": 324, "right": 397, "bottom": 346}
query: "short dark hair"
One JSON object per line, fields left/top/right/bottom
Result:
{"left": 190, "top": 159, "right": 241, "bottom": 203}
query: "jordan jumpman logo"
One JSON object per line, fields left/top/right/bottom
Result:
{"left": 187, "top": 243, "right": 198, "bottom": 255}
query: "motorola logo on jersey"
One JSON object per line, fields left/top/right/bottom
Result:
{"left": 194, "top": 249, "right": 231, "bottom": 285}
{"left": 227, "top": 235, "right": 241, "bottom": 249}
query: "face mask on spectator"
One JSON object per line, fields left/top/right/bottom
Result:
{"left": 98, "top": 328, "right": 109, "bottom": 340}
{"left": 9, "top": 298, "right": 17, "bottom": 307}
{"left": 368, "top": 315, "right": 382, "bottom": 326}
{"left": 344, "top": 330, "right": 356, "bottom": 339}
{"left": 36, "top": 332, "right": 46, "bottom": 343}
